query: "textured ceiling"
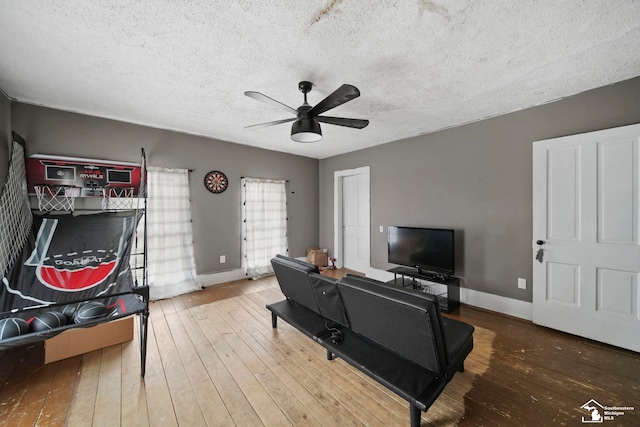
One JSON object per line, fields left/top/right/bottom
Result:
{"left": 1, "top": 1, "right": 639, "bottom": 159}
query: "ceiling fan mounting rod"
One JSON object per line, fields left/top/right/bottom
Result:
{"left": 296, "top": 81, "right": 314, "bottom": 117}
{"left": 298, "top": 81, "right": 313, "bottom": 107}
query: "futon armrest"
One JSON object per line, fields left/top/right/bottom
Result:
{"left": 271, "top": 255, "right": 320, "bottom": 312}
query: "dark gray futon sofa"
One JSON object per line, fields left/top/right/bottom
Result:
{"left": 267, "top": 254, "right": 475, "bottom": 427}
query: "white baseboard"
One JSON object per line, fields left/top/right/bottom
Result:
{"left": 197, "top": 268, "right": 246, "bottom": 287}
{"left": 460, "top": 287, "right": 532, "bottom": 321}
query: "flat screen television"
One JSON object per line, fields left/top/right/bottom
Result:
{"left": 388, "top": 226, "right": 455, "bottom": 276}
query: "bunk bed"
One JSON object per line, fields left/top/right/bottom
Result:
{"left": 0, "top": 134, "right": 149, "bottom": 376}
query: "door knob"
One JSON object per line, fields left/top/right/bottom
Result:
{"left": 535, "top": 240, "right": 545, "bottom": 263}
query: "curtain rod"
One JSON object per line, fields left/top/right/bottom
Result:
{"left": 148, "top": 167, "right": 194, "bottom": 172}
{"left": 241, "top": 176, "right": 289, "bottom": 182}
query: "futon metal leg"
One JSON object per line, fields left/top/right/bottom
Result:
{"left": 140, "top": 309, "right": 149, "bottom": 377}
{"left": 271, "top": 312, "right": 278, "bottom": 329}
{"left": 410, "top": 403, "right": 421, "bottom": 427}
{"left": 327, "top": 349, "right": 334, "bottom": 360}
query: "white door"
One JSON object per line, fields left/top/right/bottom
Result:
{"left": 341, "top": 172, "right": 370, "bottom": 272}
{"left": 533, "top": 123, "right": 640, "bottom": 352}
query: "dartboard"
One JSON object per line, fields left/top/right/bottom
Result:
{"left": 204, "top": 170, "right": 228, "bottom": 194}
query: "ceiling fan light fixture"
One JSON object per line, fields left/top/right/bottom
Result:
{"left": 291, "top": 119, "right": 322, "bottom": 143}
{"left": 246, "top": 81, "right": 366, "bottom": 141}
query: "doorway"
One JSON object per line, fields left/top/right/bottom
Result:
{"left": 334, "top": 166, "right": 370, "bottom": 272}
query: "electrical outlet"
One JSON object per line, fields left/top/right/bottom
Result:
{"left": 380, "top": 225, "right": 384, "bottom": 233}
{"left": 220, "top": 255, "right": 226, "bottom": 264}
{"left": 518, "top": 278, "right": 526, "bottom": 289}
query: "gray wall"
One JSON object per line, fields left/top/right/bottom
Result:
{"left": 0, "top": 91, "right": 10, "bottom": 187}
{"left": 10, "top": 103, "right": 319, "bottom": 276}
{"left": 319, "top": 77, "right": 640, "bottom": 302}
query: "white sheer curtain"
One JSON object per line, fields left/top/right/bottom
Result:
{"left": 145, "top": 166, "right": 200, "bottom": 300}
{"left": 241, "top": 177, "right": 288, "bottom": 278}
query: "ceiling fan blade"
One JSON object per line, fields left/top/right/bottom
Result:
{"left": 307, "top": 84, "right": 361, "bottom": 117}
{"left": 244, "top": 117, "right": 296, "bottom": 129}
{"left": 317, "top": 116, "right": 369, "bottom": 129}
{"left": 244, "top": 91, "right": 298, "bottom": 115}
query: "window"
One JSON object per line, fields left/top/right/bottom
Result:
{"left": 145, "top": 167, "right": 200, "bottom": 299}
{"left": 241, "top": 177, "right": 288, "bottom": 278}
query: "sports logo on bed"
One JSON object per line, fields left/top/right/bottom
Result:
{"left": 1, "top": 212, "right": 140, "bottom": 311}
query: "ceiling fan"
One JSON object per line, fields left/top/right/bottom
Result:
{"left": 244, "top": 81, "right": 369, "bottom": 143}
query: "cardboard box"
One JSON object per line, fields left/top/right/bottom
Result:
{"left": 307, "top": 247, "right": 328, "bottom": 267}
{"left": 44, "top": 316, "right": 134, "bottom": 364}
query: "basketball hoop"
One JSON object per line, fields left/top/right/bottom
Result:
{"left": 102, "top": 187, "right": 136, "bottom": 211}
{"left": 34, "top": 185, "right": 80, "bottom": 211}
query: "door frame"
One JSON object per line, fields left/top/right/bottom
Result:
{"left": 333, "top": 166, "right": 370, "bottom": 270}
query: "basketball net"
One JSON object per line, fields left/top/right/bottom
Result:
{"left": 102, "top": 187, "right": 137, "bottom": 210}
{"left": 0, "top": 141, "right": 33, "bottom": 278}
{"left": 34, "top": 185, "right": 80, "bottom": 212}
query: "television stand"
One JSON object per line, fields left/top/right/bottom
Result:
{"left": 387, "top": 266, "right": 460, "bottom": 313}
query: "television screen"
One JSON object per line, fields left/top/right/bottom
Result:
{"left": 388, "top": 226, "right": 455, "bottom": 275}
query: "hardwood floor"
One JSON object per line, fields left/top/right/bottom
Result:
{"left": 1, "top": 272, "right": 639, "bottom": 426}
